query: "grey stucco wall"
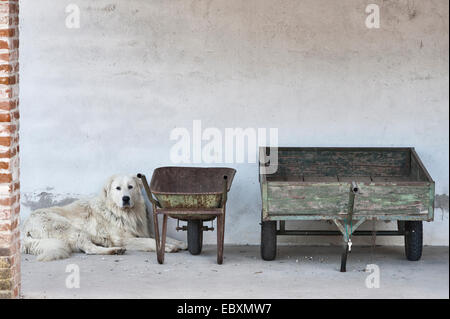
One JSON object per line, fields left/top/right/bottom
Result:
{"left": 19, "top": 0, "right": 449, "bottom": 245}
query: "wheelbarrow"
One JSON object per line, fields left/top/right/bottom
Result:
{"left": 137, "top": 167, "right": 236, "bottom": 264}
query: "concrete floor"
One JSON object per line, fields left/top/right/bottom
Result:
{"left": 21, "top": 245, "right": 448, "bottom": 299}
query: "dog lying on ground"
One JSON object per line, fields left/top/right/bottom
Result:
{"left": 22, "top": 175, "right": 187, "bottom": 261}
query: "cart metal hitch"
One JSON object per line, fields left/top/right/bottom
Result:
{"left": 340, "top": 182, "right": 359, "bottom": 273}
{"left": 340, "top": 244, "right": 350, "bottom": 272}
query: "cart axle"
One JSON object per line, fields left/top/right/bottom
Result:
{"left": 277, "top": 230, "right": 404, "bottom": 236}
{"left": 176, "top": 225, "right": 215, "bottom": 232}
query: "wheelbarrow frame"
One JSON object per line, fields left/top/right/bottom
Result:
{"left": 138, "top": 168, "right": 234, "bottom": 265}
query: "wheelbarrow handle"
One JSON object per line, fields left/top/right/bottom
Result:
{"left": 221, "top": 175, "right": 228, "bottom": 207}
{"left": 137, "top": 173, "right": 161, "bottom": 207}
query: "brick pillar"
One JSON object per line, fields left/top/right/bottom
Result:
{"left": 0, "top": 0, "right": 20, "bottom": 299}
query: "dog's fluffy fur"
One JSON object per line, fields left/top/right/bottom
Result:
{"left": 21, "top": 175, "right": 186, "bottom": 261}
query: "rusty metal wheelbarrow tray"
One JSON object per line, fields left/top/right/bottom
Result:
{"left": 138, "top": 167, "right": 236, "bottom": 265}
{"left": 150, "top": 166, "right": 236, "bottom": 220}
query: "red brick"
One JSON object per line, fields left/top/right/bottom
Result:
{"left": 0, "top": 50, "right": 18, "bottom": 63}
{"left": 0, "top": 64, "right": 14, "bottom": 74}
{"left": 0, "top": 174, "right": 12, "bottom": 183}
{"left": 0, "top": 218, "right": 18, "bottom": 232}
{"left": 0, "top": 136, "right": 11, "bottom": 147}
{"left": 0, "top": 100, "right": 17, "bottom": 110}
{"left": 0, "top": 113, "right": 11, "bottom": 122}
{"left": 0, "top": 76, "right": 16, "bottom": 85}
{"left": 0, "top": 149, "right": 14, "bottom": 158}
{"left": 0, "top": 28, "right": 15, "bottom": 37}
{"left": 0, "top": 124, "right": 16, "bottom": 135}
{"left": 0, "top": 196, "right": 17, "bottom": 207}
{"left": 0, "top": 232, "right": 13, "bottom": 247}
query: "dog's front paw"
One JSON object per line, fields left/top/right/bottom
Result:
{"left": 109, "top": 247, "right": 126, "bottom": 255}
{"left": 165, "top": 243, "right": 180, "bottom": 253}
{"left": 93, "top": 236, "right": 113, "bottom": 247}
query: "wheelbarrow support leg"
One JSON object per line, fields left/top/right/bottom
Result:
{"left": 217, "top": 176, "right": 228, "bottom": 265}
{"left": 160, "top": 215, "right": 168, "bottom": 262}
{"left": 152, "top": 208, "right": 162, "bottom": 263}
{"left": 217, "top": 213, "right": 225, "bottom": 264}
{"left": 138, "top": 173, "right": 168, "bottom": 264}
{"left": 153, "top": 208, "right": 168, "bottom": 264}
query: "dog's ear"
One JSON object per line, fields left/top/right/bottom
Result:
{"left": 101, "top": 176, "right": 115, "bottom": 200}
{"left": 133, "top": 176, "right": 144, "bottom": 190}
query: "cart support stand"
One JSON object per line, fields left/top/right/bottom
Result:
{"left": 340, "top": 182, "right": 359, "bottom": 272}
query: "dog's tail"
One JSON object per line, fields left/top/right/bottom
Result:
{"left": 22, "top": 237, "right": 71, "bottom": 261}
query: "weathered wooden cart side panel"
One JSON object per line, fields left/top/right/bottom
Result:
{"left": 259, "top": 147, "right": 435, "bottom": 222}
{"left": 410, "top": 148, "right": 435, "bottom": 221}
{"left": 266, "top": 183, "right": 349, "bottom": 215}
{"left": 274, "top": 148, "right": 411, "bottom": 178}
{"left": 410, "top": 157, "right": 428, "bottom": 181}
{"left": 428, "top": 182, "right": 435, "bottom": 221}
{"left": 263, "top": 182, "right": 433, "bottom": 220}
{"left": 266, "top": 214, "right": 430, "bottom": 221}
{"left": 353, "top": 183, "right": 433, "bottom": 217}
{"left": 261, "top": 182, "right": 270, "bottom": 220}
{"left": 410, "top": 148, "right": 434, "bottom": 182}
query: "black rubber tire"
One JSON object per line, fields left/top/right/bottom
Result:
{"left": 397, "top": 220, "right": 405, "bottom": 233}
{"left": 187, "top": 220, "right": 203, "bottom": 255}
{"left": 261, "top": 221, "right": 277, "bottom": 261}
{"left": 404, "top": 221, "right": 423, "bottom": 261}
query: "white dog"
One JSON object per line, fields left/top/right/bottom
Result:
{"left": 21, "top": 175, "right": 187, "bottom": 261}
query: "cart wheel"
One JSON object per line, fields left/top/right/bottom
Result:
{"left": 187, "top": 220, "right": 203, "bottom": 255}
{"left": 261, "top": 221, "right": 277, "bottom": 261}
{"left": 404, "top": 221, "right": 423, "bottom": 261}
{"left": 397, "top": 220, "right": 405, "bottom": 233}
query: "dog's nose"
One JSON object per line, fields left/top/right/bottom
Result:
{"left": 122, "top": 196, "right": 130, "bottom": 203}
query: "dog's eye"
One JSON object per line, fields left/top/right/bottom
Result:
{"left": 116, "top": 187, "right": 121, "bottom": 191}
{"left": 128, "top": 185, "right": 133, "bottom": 190}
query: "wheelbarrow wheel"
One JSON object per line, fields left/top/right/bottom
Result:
{"left": 187, "top": 220, "right": 203, "bottom": 255}
{"left": 404, "top": 221, "right": 423, "bottom": 261}
{"left": 261, "top": 221, "right": 277, "bottom": 261}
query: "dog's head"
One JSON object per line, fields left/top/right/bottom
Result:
{"left": 102, "top": 175, "right": 143, "bottom": 209}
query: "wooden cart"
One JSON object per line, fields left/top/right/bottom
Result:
{"left": 259, "top": 147, "right": 435, "bottom": 271}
